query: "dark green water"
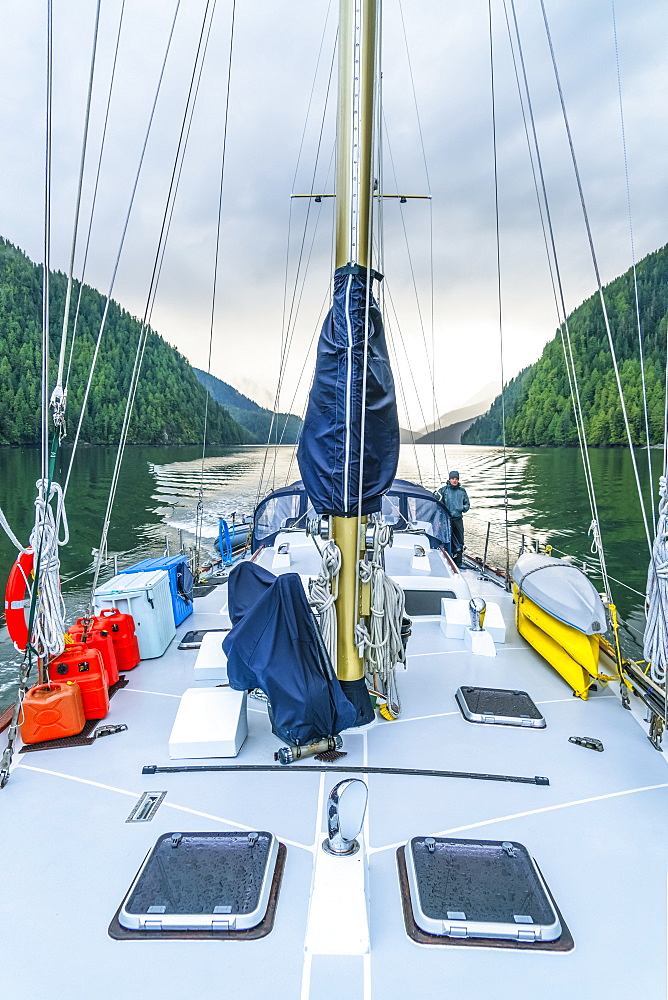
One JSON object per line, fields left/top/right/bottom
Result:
{"left": 0, "top": 443, "right": 655, "bottom": 710}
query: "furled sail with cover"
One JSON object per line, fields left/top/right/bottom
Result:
{"left": 297, "top": 265, "right": 400, "bottom": 517}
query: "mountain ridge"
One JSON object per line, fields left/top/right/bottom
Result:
{"left": 0, "top": 237, "right": 251, "bottom": 447}
{"left": 193, "top": 368, "right": 302, "bottom": 445}
{"left": 462, "top": 244, "right": 668, "bottom": 447}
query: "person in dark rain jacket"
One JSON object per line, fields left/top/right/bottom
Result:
{"left": 435, "top": 470, "right": 470, "bottom": 567}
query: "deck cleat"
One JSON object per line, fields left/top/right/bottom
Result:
{"left": 568, "top": 736, "right": 604, "bottom": 752}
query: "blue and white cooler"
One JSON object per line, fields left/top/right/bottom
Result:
{"left": 118, "top": 555, "right": 194, "bottom": 626}
{"left": 93, "top": 570, "right": 176, "bottom": 659}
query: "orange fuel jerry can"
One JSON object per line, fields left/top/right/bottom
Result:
{"left": 48, "top": 643, "right": 109, "bottom": 720}
{"left": 96, "top": 608, "right": 141, "bottom": 670}
{"left": 20, "top": 682, "right": 86, "bottom": 744}
{"left": 68, "top": 624, "right": 120, "bottom": 686}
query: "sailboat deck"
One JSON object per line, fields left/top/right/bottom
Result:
{"left": 2, "top": 572, "right": 666, "bottom": 999}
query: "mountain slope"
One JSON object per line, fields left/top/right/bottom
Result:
{"left": 462, "top": 244, "right": 668, "bottom": 446}
{"left": 0, "top": 238, "right": 252, "bottom": 447}
{"left": 194, "top": 368, "right": 302, "bottom": 445}
{"left": 414, "top": 381, "right": 502, "bottom": 444}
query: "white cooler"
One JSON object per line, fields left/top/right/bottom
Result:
{"left": 94, "top": 570, "right": 176, "bottom": 658}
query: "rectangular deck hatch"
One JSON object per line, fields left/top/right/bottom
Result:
{"left": 178, "top": 628, "right": 228, "bottom": 650}
{"left": 405, "top": 837, "right": 561, "bottom": 942}
{"left": 118, "top": 831, "right": 278, "bottom": 931}
{"left": 456, "top": 686, "right": 546, "bottom": 728}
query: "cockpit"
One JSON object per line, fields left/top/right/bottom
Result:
{"left": 252, "top": 479, "right": 451, "bottom": 553}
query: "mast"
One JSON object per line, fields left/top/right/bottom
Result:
{"left": 335, "top": 0, "right": 377, "bottom": 271}
{"left": 332, "top": 0, "right": 378, "bottom": 684}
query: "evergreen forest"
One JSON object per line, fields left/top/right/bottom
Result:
{"left": 0, "top": 237, "right": 253, "bottom": 447}
{"left": 462, "top": 243, "right": 668, "bottom": 447}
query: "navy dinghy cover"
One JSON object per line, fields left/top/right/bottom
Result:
{"left": 297, "top": 266, "right": 400, "bottom": 517}
{"left": 223, "top": 563, "right": 357, "bottom": 745}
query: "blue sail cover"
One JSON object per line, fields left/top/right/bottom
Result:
{"left": 223, "top": 563, "right": 358, "bottom": 745}
{"left": 297, "top": 266, "right": 400, "bottom": 517}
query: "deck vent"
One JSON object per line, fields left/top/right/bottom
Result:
{"left": 405, "top": 837, "right": 561, "bottom": 942}
{"left": 117, "top": 831, "right": 279, "bottom": 932}
{"left": 126, "top": 791, "right": 167, "bottom": 823}
{"left": 455, "top": 686, "right": 546, "bottom": 728}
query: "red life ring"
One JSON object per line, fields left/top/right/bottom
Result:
{"left": 4, "top": 547, "right": 34, "bottom": 652}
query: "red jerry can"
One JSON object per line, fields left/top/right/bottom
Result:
{"left": 96, "top": 608, "right": 141, "bottom": 670}
{"left": 48, "top": 643, "right": 109, "bottom": 720}
{"left": 68, "top": 624, "right": 120, "bottom": 686}
{"left": 20, "top": 682, "right": 86, "bottom": 744}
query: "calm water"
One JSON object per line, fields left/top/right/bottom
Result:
{"left": 0, "top": 443, "right": 655, "bottom": 710}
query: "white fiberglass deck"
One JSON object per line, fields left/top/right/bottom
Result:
{"left": 1, "top": 571, "right": 666, "bottom": 1000}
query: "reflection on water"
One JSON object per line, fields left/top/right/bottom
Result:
{"left": 0, "top": 443, "right": 653, "bottom": 709}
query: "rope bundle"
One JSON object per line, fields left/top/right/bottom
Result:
{"left": 357, "top": 521, "right": 405, "bottom": 719}
{"left": 644, "top": 476, "right": 668, "bottom": 686}
{"left": 28, "top": 480, "right": 69, "bottom": 660}
{"left": 309, "top": 540, "right": 341, "bottom": 668}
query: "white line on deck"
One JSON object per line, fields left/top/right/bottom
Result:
{"left": 119, "top": 688, "right": 180, "bottom": 698}
{"left": 16, "top": 763, "right": 310, "bottom": 849}
{"left": 368, "top": 781, "right": 668, "bottom": 855}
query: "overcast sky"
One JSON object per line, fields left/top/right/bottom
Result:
{"left": 0, "top": 0, "right": 665, "bottom": 427}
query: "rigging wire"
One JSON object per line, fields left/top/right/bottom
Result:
{"left": 51, "top": 0, "right": 102, "bottom": 428}
{"left": 382, "top": 279, "right": 435, "bottom": 457}
{"left": 41, "top": 0, "right": 54, "bottom": 483}
{"left": 265, "top": 143, "right": 336, "bottom": 492}
{"left": 195, "top": 0, "right": 236, "bottom": 565}
{"left": 64, "top": 0, "right": 182, "bottom": 499}
{"left": 64, "top": 0, "right": 127, "bottom": 395}
{"left": 397, "top": 0, "right": 442, "bottom": 485}
{"left": 84, "top": 0, "right": 226, "bottom": 596}
{"left": 95, "top": 0, "right": 220, "bottom": 586}
{"left": 383, "top": 310, "right": 421, "bottom": 478}
{"left": 539, "top": 0, "right": 652, "bottom": 558}
{"left": 487, "top": 0, "right": 511, "bottom": 584}
{"left": 506, "top": 0, "right": 612, "bottom": 600}
{"left": 611, "top": 0, "right": 655, "bottom": 531}
{"left": 381, "top": 111, "right": 444, "bottom": 473}
{"left": 256, "top": 29, "right": 338, "bottom": 505}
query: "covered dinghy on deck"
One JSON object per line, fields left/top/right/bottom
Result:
{"left": 512, "top": 552, "right": 607, "bottom": 699}
{"left": 223, "top": 563, "right": 358, "bottom": 745}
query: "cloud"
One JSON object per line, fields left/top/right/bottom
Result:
{"left": 0, "top": 0, "right": 665, "bottom": 426}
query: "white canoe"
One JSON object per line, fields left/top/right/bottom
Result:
{"left": 512, "top": 552, "right": 606, "bottom": 635}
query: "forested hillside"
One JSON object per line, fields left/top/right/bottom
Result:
{"left": 194, "top": 368, "right": 302, "bottom": 445}
{"left": 462, "top": 244, "right": 668, "bottom": 446}
{"left": 0, "top": 238, "right": 252, "bottom": 446}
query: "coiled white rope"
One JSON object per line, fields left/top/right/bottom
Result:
{"left": 644, "top": 476, "right": 668, "bottom": 686}
{"left": 28, "top": 480, "right": 69, "bottom": 660}
{"left": 355, "top": 521, "right": 405, "bottom": 718}
{"left": 309, "top": 540, "right": 341, "bottom": 667}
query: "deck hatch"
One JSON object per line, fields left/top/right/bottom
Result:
{"left": 118, "top": 831, "right": 279, "bottom": 931}
{"left": 405, "top": 837, "right": 561, "bottom": 942}
{"left": 125, "top": 790, "right": 167, "bottom": 823}
{"left": 456, "top": 686, "right": 546, "bottom": 728}
{"left": 178, "top": 628, "right": 228, "bottom": 649}
{"left": 404, "top": 590, "right": 455, "bottom": 615}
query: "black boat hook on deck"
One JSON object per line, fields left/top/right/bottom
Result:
{"left": 142, "top": 763, "right": 549, "bottom": 785}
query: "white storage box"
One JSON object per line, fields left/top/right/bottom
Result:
{"left": 440, "top": 598, "right": 506, "bottom": 644}
{"left": 194, "top": 631, "right": 228, "bottom": 686}
{"left": 94, "top": 570, "right": 176, "bottom": 659}
{"left": 169, "top": 687, "right": 248, "bottom": 758}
